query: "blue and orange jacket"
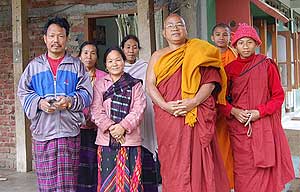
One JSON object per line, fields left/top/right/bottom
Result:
{"left": 17, "top": 53, "right": 93, "bottom": 141}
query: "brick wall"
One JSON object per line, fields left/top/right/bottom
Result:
{"left": 0, "top": 0, "right": 137, "bottom": 169}
{"left": 0, "top": 0, "right": 15, "bottom": 169}
{"left": 27, "top": 14, "right": 86, "bottom": 58}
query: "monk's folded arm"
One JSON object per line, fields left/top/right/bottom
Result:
{"left": 193, "top": 82, "right": 215, "bottom": 106}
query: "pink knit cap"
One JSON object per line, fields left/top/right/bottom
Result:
{"left": 231, "top": 23, "right": 262, "bottom": 47}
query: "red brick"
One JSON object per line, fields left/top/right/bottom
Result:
{"left": 0, "top": 147, "right": 10, "bottom": 153}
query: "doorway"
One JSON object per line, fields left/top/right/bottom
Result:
{"left": 85, "top": 16, "right": 119, "bottom": 70}
{"left": 84, "top": 13, "right": 138, "bottom": 70}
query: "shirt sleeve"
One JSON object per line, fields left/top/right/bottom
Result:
{"left": 119, "top": 82, "right": 146, "bottom": 134}
{"left": 217, "top": 64, "right": 233, "bottom": 118}
{"left": 218, "top": 102, "right": 233, "bottom": 118}
{"left": 200, "top": 66, "right": 223, "bottom": 98}
{"left": 17, "top": 63, "right": 42, "bottom": 120}
{"left": 68, "top": 60, "right": 93, "bottom": 111}
{"left": 256, "top": 60, "right": 284, "bottom": 117}
{"left": 200, "top": 66, "right": 221, "bottom": 85}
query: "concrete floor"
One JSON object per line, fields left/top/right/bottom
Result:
{"left": 0, "top": 169, "right": 299, "bottom": 192}
{"left": 0, "top": 168, "right": 298, "bottom": 192}
{"left": 0, "top": 169, "right": 36, "bottom": 192}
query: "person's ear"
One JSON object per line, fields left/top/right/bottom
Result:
{"left": 211, "top": 35, "right": 215, "bottom": 43}
{"left": 43, "top": 35, "right": 47, "bottom": 44}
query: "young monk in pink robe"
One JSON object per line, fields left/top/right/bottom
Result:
{"left": 219, "top": 23, "right": 295, "bottom": 192}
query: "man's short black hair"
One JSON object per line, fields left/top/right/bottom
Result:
{"left": 43, "top": 16, "right": 70, "bottom": 36}
{"left": 211, "top": 23, "right": 231, "bottom": 35}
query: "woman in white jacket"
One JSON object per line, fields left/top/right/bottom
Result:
{"left": 121, "top": 35, "right": 160, "bottom": 191}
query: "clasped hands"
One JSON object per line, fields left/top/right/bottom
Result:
{"left": 109, "top": 124, "right": 125, "bottom": 144}
{"left": 231, "top": 107, "right": 260, "bottom": 126}
{"left": 164, "top": 98, "right": 197, "bottom": 117}
{"left": 39, "top": 96, "right": 72, "bottom": 113}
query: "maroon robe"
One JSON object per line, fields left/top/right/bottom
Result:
{"left": 222, "top": 54, "right": 295, "bottom": 192}
{"left": 154, "top": 67, "right": 229, "bottom": 192}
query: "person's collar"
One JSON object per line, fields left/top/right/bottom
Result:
{"left": 125, "top": 59, "right": 145, "bottom": 67}
{"left": 46, "top": 52, "right": 65, "bottom": 60}
{"left": 43, "top": 52, "right": 74, "bottom": 64}
{"left": 104, "top": 73, "right": 112, "bottom": 80}
{"left": 237, "top": 53, "right": 256, "bottom": 63}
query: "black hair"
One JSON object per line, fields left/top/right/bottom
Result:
{"left": 78, "top": 41, "right": 99, "bottom": 58}
{"left": 103, "top": 46, "right": 126, "bottom": 65}
{"left": 211, "top": 23, "right": 231, "bottom": 34}
{"left": 43, "top": 16, "right": 70, "bottom": 36}
{"left": 120, "top": 34, "right": 141, "bottom": 49}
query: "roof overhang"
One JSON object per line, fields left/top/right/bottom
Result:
{"left": 251, "top": 0, "right": 289, "bottom": 23}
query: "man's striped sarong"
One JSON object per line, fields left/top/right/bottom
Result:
{"left": 33, "top": 135, "right": 80, "bottom": 192}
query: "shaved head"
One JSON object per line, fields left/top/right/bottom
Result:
{"left": 162, "top": 13, "right": 188, "bottom": 47}
{"left": 164, "top": 14, "right": 186, "bottom": 29}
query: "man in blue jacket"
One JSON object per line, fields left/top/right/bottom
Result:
{"left": 17, "top": 17, "right": 93, "bottom": 191}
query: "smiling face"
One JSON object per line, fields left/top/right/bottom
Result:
{"left": 163, "top": 14, "right": 187, "bottom": 45}
{"left": 43, "top": 24, "right": 67, "bottom": 59}
{"left": 79, "top": 44, "right": 98, "bottom": 70}
{"left": 122, "top": 39, "right": 139, "bottom": 64}
{"left": 105, "top": 50, "right": 125, "bottom": 81}
{"left": 211, "top": 26, "right": 230, "bottom": 49}
{"left": 235, "top": 37, "right": 258, "bottom": 59}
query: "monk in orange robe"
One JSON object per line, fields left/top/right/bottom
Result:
{"left": 146, "top": 14, "right": 229, "bottom": 192}
{"left": 211, "top": 23, "right": 237, "bottom": 189}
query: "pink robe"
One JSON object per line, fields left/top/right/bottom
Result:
{"left": 154, "top": 67, "right": 229, "bottom": 192}
{"left": 222, "top": 54, "right": 295, "bottom": 192}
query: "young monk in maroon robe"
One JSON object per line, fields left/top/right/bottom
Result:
{"left": 146, "top": 14, "right": 229, "bottom": 192}
{"left": 219, "top": 23, "right": 295, "bottom": 192}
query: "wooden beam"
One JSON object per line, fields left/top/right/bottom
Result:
{"left": 298, "top": 32, "right": 300, "bottom": 88}
{"left": 12, "top": 0, "right": 32, "bottom": 172}
{"left": 286, "top": 32, "right": 292, "bottom": 91}
{"left": 294, "top": 32, "right": 299, "bottom": 88}
{"left": 84, "top": 8, "right": 136, "bottom": 18}
{"left": 279, "top": 31, "right": 293, "bottom": 91}
{"left": 137, "top": 0, "right": 156, "bottom": 62}
{"left": 268, "top": 23, "right": 278, "bottom": 63}
{"left": 30, "top": 0, "right": 136, "bottom": 8}
{"left": 254, "top": 19, "right": 267, "bottom": 55}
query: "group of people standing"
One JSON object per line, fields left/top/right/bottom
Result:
{"left": 17, "top": 13, "right": 295, "bottom": 192}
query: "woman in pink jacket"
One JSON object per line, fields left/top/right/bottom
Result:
{"left": 91, "top": 46, "right": 146, "bottom": 192}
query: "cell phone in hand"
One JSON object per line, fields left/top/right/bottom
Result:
{"left": 48, "top": 98, "right": 57, "bottom": 106}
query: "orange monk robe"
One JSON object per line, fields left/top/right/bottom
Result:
{"left": 155, "top": 38, "right": 227, "bottom": 127}
{"left": 221, "top": 47, "right": 237, "bottom": 67}
{"left": 216, "top": 46, "right": 237, "bottom": 189}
